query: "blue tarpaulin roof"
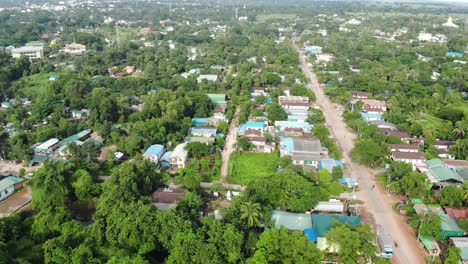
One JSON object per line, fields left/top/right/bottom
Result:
{"left": 304, "top": 228, "right": 317, "bottom": 242}
{"left": 318, "top": 159, "right": 343, "bottom": 172}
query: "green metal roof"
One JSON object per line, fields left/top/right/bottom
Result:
{"left": 76, "top": 129, "right": 91, "bottom": 139}
{"left": 457, "top": 168, "right": 468, "bottom": 181}
{"left": 419, "top": 235, "right": 439, "bottom": 251}
{"left": 0, "top": 177, "right": 23, "bottom": 191}
{"left": 440, "top": 214, "right": 464, "bottom": 233}
{"left": 207, "top": 94, "right": 226, "bottom": 103}
{"left": 427, "top": 159, "right": 463, "bottom": 182}
{"left": 312, "top": 214, "right": 361, "bottom": 238}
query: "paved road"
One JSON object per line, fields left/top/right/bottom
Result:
{"left": 293, "top": 42, "right": 425, "bottom": 264}
{"left": 220, "top": 106, "right": 240, "bottom": 181}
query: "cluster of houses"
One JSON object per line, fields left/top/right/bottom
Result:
{"left": 142, "top": 93, "right": 229, "bottom": 171}
{"left": 350, "top": 91, "right": 387, "bottom": 122}
{"left": 412, "top": 202, "right": 468, "bottom": 260}
{"left": 303, "top": 42, "right": 335, "bottom": 63}
{"left": 30, "top": 129, "right": 102, "bottom": 166}
{"left": 270, "top": 199, "right": 362, "bottom": 252}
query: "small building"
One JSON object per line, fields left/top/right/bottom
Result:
{"left": 369, "top": 120, "right": 397, "bottom": 130}
{"left": 71, "top": 109, "right": 90, "bottom": 120}
{"left": 338, "top": 177, "right": 358, "bottom": 188}
{"left": 0, "top": 176, "right": 25, "bottom": 201}
{"left": 280, "top": 137, "right": 328, "bottom": 167}
{"left": 12, "top": 45, "right": 44, "bottom": 60}
{"left": 391, "top": 151, "right": 426, "bottom": 169}
{"left": 304, "top": 45, "right": 322, "bottom": 54}
{"left": 446, "top": 52, "right": 464, "bottom": 58}
{"left": 170, "top": 143, "right": 188, "bottom": 170}
{"left": 316, "top": 53, "right": 335, "bottom": 62}
{"left": 275, "top": 121, "right": 314, "bottom": 133}
{"left": 390, "top": 144, "right": 419, "bottom": 153}
{"left": 313, "top": 199, "right": 345, "bottom": 213}
{"left": 360, "top": 112, "right": 383, "bottom": 121}
{"left": 151, "top": 188, "right": 185, "bottom": 210}
{"left": 189, "top": 127, "right": 217, "bottom": 137}
{"left": 207, "top": 94, "right": 227, "bottom": 113}
{"left": 60, "top": 43, "right": 86, "bottom": 55}
{"left": 270, "top": 210, "right": 313, "bottom": 231}
{"left": 143, "top": 144, "right": 166, "bottom": 164}
{"left": 312, "top": 214, "right": 361, "bottom": 239}
{"left": 1, "top": 102, "right": 12, "bottom": 108}
{"left": 351, "top": 91, "right": 368, "bottom": 99}
{"left": 34, "top": 138, "right": 60, "bottom": 154}
{"left": 419, "top": 236, "right": 440, "bottom": 256}
{"left": 351, "top": 99, "right": 387, "bottom": 114}
{"left": 422, "top": 159, "right": 464, "bottom": 185}
{"left": 197, "top": 74, "right": 218, "bottom": 83}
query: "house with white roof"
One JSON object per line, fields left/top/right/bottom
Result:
{"left": 197, "top": 74, "right": 218, "bottom": 83}
{"left": 34, "top": 138, "right": 60, "bottom": 155}
{"left": 170, "top": 143, "right": 188, "bottom": 170}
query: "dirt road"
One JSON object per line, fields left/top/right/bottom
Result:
{"left": 220, "top": 106, "right": 240, "bottom": 181}
{"left": 293, "top": 42, "right": 425, "bottom": 264}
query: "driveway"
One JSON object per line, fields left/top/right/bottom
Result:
{"left": 293, "top": 41, "right": 426, "bottom": 264}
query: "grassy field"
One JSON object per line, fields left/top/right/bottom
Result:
{"left": 256, "top": 14, "right": 296, "bottom": 23}
{"left": 419, "top": 114, "right": 444, "bottom": 131}
{"left": 12, "top": 72, "right": 58, "bottom": 98}
{"left": 228, "top": 151, "right": 279, "bottom": 184}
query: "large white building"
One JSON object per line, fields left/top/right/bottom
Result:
{"left": 12, "top": 46, "right": 44, "bottom": 60}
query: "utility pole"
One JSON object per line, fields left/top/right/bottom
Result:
{"left": 115, "top": 22, "right": 120, "bottom": 52}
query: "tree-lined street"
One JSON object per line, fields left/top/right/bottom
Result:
{"left": 293, "top": 40, "right": 426, "bottom": 264}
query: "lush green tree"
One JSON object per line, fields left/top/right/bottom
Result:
{"left": 391, "top": 172, "right": 430, "bottom": 198}
{"left": 331, "top": 166, "right": 343, "bottom": 180}
{"left": 417, "top": 213, "right": 442, "bottom": 241}
{"left": 72, "top": 169, "right": 100, "bottom": 201}
{"left": 318, "top": 169, "right": 332, "bottom": 184}
{"left": 326, "top": 222, "right": 377, "bottom": 264}
{"left": 445, "top": 247, "right": 462, "bottom": 264}
{"left": 266, "top": 103, "right": 287, "bottom": 123}
{"left": 458, "top": 219, "right": 468, "bottom": 232}
{"left": 237, "top": 137, "right": 254, "bottom": 151}
{"left": 313, "top": 124, "right": 330, "bottom": 141}
{"left": 328, "top": 181, "right": 344, "bottom": 197}
{"left": 247, "top": 227, "right": 323, "bottom": 264}
{"left": 350, "top": 139, "right": 384, "bottom": 167}
{"left": 176, "top": 192, "right": 203, "bottom": 221}
{"left": 439, "top": 186, "right": 464, "bottom": 207}
{"left": 184, "top": 142, "right": 210, "bottom": 159}
{"left": 32, "top": 161, "right": 71, "bottom": 210}
{"left": 387, "top": 161, "right": 412, "bottom": 181}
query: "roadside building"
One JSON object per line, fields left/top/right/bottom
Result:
{"left": 440, "top": 214, "right": 465, "bottom": 239}
{"left": 418, "top": 236, "right": 440, "bottom": 257}
{"left": 391, "top": 151, "right": 426, "bottom": 169}
{"left": 390, "top": 144, "right": 419, "bottom": 153}
{"left": 351, "top": 91, "right": 368, "bottom": 99}
{"left": 279, "top": 137, "right": 328, "bottom": 167}
{"left": 318, "top": 158, "right": 343, "bottom": 173}
{"left": 0, "top": 176, "right": 25, "bottom": 201}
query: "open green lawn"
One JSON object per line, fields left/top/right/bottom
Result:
{"left": 228, "top": 151, "right": 279, "bottom": 184}
{"left": 419, "top": 114, "right": 444, "bottom": 131}
{"left": 12, "top": 72, "right": 58, "bottom": 98}
{"left": 256, "top": 14, "right": 296, "bottom": 23}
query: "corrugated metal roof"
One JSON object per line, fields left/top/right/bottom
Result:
{"left": 143, "top": 144, "right": 165, "bottom": 157}
{"left": 0, "top": 176, "right": 24, "bottom": 191}
{"left": 271, "top": 210, "right": 313, "bottom": 231}
{"left": 312, "top": 214, "right": 361, "bottom": 238}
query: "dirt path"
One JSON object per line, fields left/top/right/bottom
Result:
{"left": 220, "top": 106, "right": 240, "bottom": 181}
{"left": 293, "top": 40, "right": 426, "bottom": 264}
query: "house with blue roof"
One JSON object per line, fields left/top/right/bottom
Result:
{"left": 446, "top": 52, "right": 464, "bottom": 57}
{"left": 318, "top": 158, "right": 343, "bottom": 172}
{"left": 143, "top": 144, "right": 166, "bottom": 164}
{"left": 304, "top": 45, "right": 322, "bottom": 54}
{"left": 190, "top": 127, "right": 217, "bottom": 137}
{"left": 274, "top": 121, "right": 313, "bottom": 133}
{"left": 360, "top": 112, "right": 383, "bottom": 121}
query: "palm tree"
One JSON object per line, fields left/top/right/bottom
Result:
{"left": 240, "top": 202, "right": 261, "bottom": 228}
{"left": 453, "top": 120, "right": 467, "bottom": 138}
